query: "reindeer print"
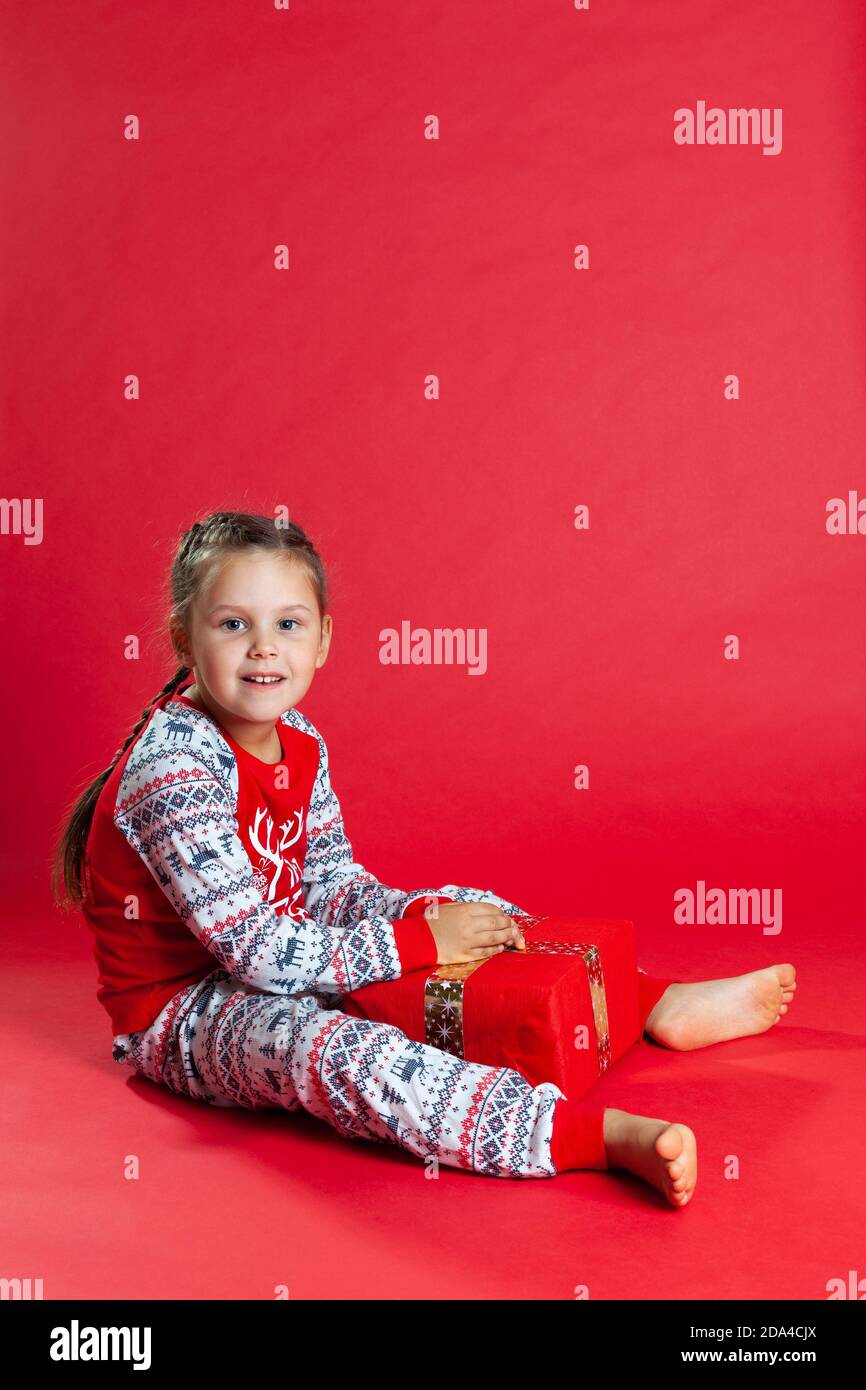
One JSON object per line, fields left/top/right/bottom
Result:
{"left": 188, "top": 840, "right": 222, "bottom": 874}
{"left": 247, "top": 804, "right": 305, "bottom": 916}
{"left": 104, "top": 694, "right": 586, "bottom": 1178}
{"left": 164, "top": 717, "right": 194, "bottom": 744}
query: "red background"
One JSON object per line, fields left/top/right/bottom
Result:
{"left": 2, "top": 0, "right": 864, "bottom": 1301}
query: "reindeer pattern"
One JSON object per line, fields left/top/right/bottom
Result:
{"left": 247, "top": 804, "right": 305, "bottom": 917}
{"left": 104, "top": 687, "right": 593, "bottom": 1176}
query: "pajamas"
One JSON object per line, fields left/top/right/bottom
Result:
{"left": 112, "top": 967, "right": 676, "bottom": 1179}
{"left": 95, "top": 677, "right": 677, "bottom": 1176}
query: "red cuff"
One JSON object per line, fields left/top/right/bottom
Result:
{"left": 637, "top": 972, "right": 680, "bottom": 1032}
{"left": 391, "top": 915, "right": 440, "bottom": 974}
{"left": 550, "top": 1098, "right": 608, "bottom": 1172}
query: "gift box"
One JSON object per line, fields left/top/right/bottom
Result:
{"left": 341, "top": 913, "right": 642, "bottom": 1100}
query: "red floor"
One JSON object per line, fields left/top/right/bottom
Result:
{"left": 4, "top": 911, "right": 865, "bottom": 1301}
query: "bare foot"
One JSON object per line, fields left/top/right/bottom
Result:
{"left": 644, "top": 964, "right": 797, "bottom": 1050}
{"left": 603, "top": 1108, "right": 697, "bottom": 1208}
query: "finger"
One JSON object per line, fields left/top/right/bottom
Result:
{"left": 466, "top": 905, "right": 514, "bottom": 924}
{"left": 475, "top": 926, "right": 516, "bottom": 945}
{"left": 483, "top": 925, "right": 526, "bottom": 951}
{"left": 469, "top": 943, "right": 507, "bottom": 958}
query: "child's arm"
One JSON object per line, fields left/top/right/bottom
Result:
{"left": 300, "top": 718, "right": 530, "bottom": 926}
{"left": 113, "top": 748, "right": 441, "bottom": 998}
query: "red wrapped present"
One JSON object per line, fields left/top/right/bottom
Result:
{"left": 341, "top": 913, "right": 642, "bottom": 1100}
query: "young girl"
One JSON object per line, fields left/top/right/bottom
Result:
{"left": 52, "top": 511, "right": 797, "bottom": 1209}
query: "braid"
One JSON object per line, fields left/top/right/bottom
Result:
{"left": 108, "top": 665, "right": 190, "bottom": 767}
{"left": 50, "top": 664, "right": 191, "bottom": 909}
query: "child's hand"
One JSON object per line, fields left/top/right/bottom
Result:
{"left": 422, "top": 900, "right": 526, "bottom": 965}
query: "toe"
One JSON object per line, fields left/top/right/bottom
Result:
{"left": 655, "top": 1125, "right": 685, "bottom": 1162}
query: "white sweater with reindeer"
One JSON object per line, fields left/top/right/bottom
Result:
{"left": 81, "top": 672, "right": 525, "bottom": 1035}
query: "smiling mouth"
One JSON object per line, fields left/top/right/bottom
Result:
{"left": 242, "top": 675, "right": 286, "bottom": 685}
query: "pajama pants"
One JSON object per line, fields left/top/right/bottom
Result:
{"left": 111, "top": 969, "right": 676, "bottom": 1179}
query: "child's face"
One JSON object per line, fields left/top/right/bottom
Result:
{"left": 172, "top": 550, "right": 332, "bottom": 725}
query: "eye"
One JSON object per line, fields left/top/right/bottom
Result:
{"left": 220, "top": 618, "right": 300, "bottom": 632}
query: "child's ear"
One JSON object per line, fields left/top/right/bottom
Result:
{"left": 316, "top": 613, "right": 333, "bottom": 667}
{"left": 169, "top": 617, "right": 192, "bottom": 668}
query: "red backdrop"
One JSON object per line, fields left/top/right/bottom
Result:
{"left": 1, "top": 3, "right": 864, "bottom": 1026}
{"left": 2, "top": 0, "right": 865, "bottom": 1305}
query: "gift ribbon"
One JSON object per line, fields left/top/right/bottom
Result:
{"left": 423, "top": 914, "right": 612, "bottom": 1073}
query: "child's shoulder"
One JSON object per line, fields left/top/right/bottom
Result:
{"left": 118, "top": 699, "right": 237, "bottom": 801}
{"left": 280, "top": 705, "right": 317, "bottom": 738}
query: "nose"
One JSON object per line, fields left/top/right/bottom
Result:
{"left": 247, "top": 629, "right": 279, "bottom": 658}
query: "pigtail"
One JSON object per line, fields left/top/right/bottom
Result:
{"left": 50, "top": 665, "right": 190, "bottom": 910}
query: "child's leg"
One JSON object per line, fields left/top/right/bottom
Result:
{"left": 115, "top": 970, "right": 608, "bottom": 1179}
{"left": 112, "top": 970, "right": 257, "bottom": 1109}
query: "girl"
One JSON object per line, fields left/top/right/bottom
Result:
{"left": 52, "top": 511, "right": 797, "bottom": 1209}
